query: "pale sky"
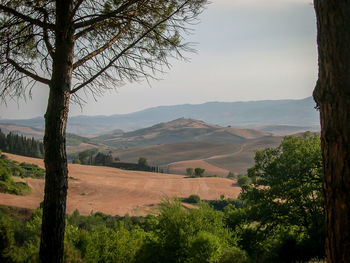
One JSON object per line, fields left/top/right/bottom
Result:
{"left": 0, "top": 0, "right": 317, "bottom": 119}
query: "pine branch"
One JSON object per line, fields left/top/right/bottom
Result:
{"left": 73, "top": 0, "right": 140, "bottom": 29}
{"left": 70, "top": 0, "right": 190, "bottom": 94}
{"left": 0, "top": 4, "right": 55, "bottom": 30}
{"left": 6, "top": 57, "right": 50, "bottom": 85}
{"left": 73, "top": 22, "right": 131, "bottom": 69}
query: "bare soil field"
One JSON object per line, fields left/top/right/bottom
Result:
{"left": 0, "top": 124, "right": 43, "bottom": 137}
{"left": 0, "top": 153, "right": 241, "bottom": 216}
{"left": 167, "top": 160, "right": 230, "bottom": 177}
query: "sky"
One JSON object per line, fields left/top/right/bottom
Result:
{"left": 0, "top": 0, "right": 317, "bottom": 119}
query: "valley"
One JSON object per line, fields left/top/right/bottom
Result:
{"left": 0, "top": 117, "right": 310, "bottom": 176}
{"left": 0, "top": 97, "right": 320, "bottom": 176}
{"left": 0, "top": 153, "right": 241, "bottom": 216}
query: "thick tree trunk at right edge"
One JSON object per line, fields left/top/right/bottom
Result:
{"left": 313, "top": 1, "right": 350, "bottom": 262}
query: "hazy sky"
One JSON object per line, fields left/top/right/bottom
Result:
{"left": 0, "top": 0, "right": 317, "bottom": 119}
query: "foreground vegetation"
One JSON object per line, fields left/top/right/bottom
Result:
{"left": 0, "top": 151, "right": 45, "bottom": 195}
{"left": 0, "top": 134, "right": 325, "bottom": 262}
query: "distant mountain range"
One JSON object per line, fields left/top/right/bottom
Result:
{"left": 0, "top": 97, "right": 320, "bottom": 135}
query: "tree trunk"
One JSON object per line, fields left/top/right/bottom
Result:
{"left": 39, "top": 1, "right": 74, "bottom": 262}
{"left": 313, "top": 1, "right": 350, "bottom": 262}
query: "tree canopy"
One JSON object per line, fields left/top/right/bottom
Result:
{"left": 228, "top": 133, "right": 325, "bottom": 262}
{"left": 242, "top": 133, "right": 323, "bottom": 230}
{"left": 0, "top": 0, "right": 207, "bottom": 102}
{"left": 0, "top": 1, "right": 208, "bottom": 261}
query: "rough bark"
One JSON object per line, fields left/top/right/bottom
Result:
{"left": 313, "top": 1, "right": 350, "bottom": 262}
{"left": 39, "top": 1, "right": 74, "bottom": 262}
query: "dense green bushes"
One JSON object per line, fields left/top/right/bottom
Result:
{"left": 0, "top": 134, "right": 325, "bottom": 262}
{"left": 0, "top": 202, "right": 245, "bottom": 263}
{"left": 0, "top": 151, "right": 45, "bottom": 195}
{"left": 226, "top": 133, "right": 325, "bottom": 263}
{"left": 182, "top": 194, "right": 201, "bottom": 204}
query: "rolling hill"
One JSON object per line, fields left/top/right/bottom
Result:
{"left": 90, "top": 118, "right": 284, "bottom": 175}
{"left": 1, "top": 153, "right": 241, "bottom": 216}
{"left": 0, "top": 116, "right": 316, "bottom": 176}
{"left": 91, "top": 117, "right": 273, "bottom": 149}
{"left": 111, "top": 136, "right": 283, "bottom": 176}
{"left": 0, "top": 97, "right": 319, "bottom": 135}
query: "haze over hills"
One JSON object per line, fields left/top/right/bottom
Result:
{"left": 91, "top": 118, "right": 273, "bottom": 149}
{"left": 0, "top": 97, "right": 319, "bottom": 135}
{"left": 0, "top": 97, "right": 320, "bottom": 176}
{"left": 0, "top": 117, "right": 287, "bottom": 175}
{"left": 87, "top": 118, "right": 285, "bottom": 175}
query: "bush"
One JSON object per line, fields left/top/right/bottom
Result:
{"left": 194, "top": 168, "right": 205, "bottom": 177}
{"left": 186, "top": 168, "right": 194, "bottom": 177}
{"left": 219, "top": 247, "right": 249, "bottom": 263}
{"left": 72, "top": 159, "right": 81, "bottom": 164}
{"left": 138, "top": 157, "right": 148, "bottom": 168}
{"left": 183, "top": 194, "right": 201, "bottom": 204}
{"left": 18, "top": 163, "right": 45, "bottom": 179}
{"left": 187, "top": 231, "right": 222, "bottom": 263}
{"left": 237, "top": 176, "right": 251, "bottom": 187}
{"left": 227, "top": 172, "right": 236, "bottom": 179}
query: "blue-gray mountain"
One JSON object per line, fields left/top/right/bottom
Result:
{"left": 0, "top": 97, "right": 319, "bottom": 135}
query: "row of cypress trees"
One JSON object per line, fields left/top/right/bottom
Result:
{"left": 0, "top": 129, "right": 44, "bottom": 158}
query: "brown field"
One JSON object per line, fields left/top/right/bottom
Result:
{"left": 168, "top": 160, "right": 230, "bottom": 177}
{"left": 0, "top": 153, "right": 241, "bottom": 216}
{"left": 66, "top": 142, "right": 102, "bottom": 153}
{"left": 0, "top": 124, "right": 44, "bottom": 137}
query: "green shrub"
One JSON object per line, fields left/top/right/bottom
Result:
{"left": 18, "top": 162, "right": 45, "bottom": 179}
{"left": 194, "top": 168, "right": 205, "bottom": 177}
{"left": 183, "top": 194, "right": 201, "bottom": 204}
{"left": 72, "top": 159, "right": 81, "bottom": 164}
{"left": 219, "top": 247, "right": 249, "bottom": 263}
{"left": 227, "top": 172, "right": 236, "bottom": 179}
{"left": 187, "top": 231, "right": 222, "bottom": 263}
{"left": 186, "top": 168, "right": 194, "bottom": 177}
{"left": 237, "top": 176, "right": 251, "bottom": 187}
{"left": 0, "top": 179, "right": 31, "bottom": 195}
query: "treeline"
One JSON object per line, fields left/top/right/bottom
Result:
{"left": 110, "top": 157, "right": 164, "bottom": 173}
{"left": 71, "top": 150, "right": 163, "bottom": 173}
{"left": 0, "top": 129, "right": 44, "bottom": 158}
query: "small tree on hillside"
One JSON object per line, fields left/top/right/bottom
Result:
{"left": 186, "top": 167, "right": 194, "bottom": 177}
{"left": 194, "top": 167, "right": 205, "bottom": 177}
{"left": 138, "top": 157, "right": 148, "bottom": 168}
{"left": 227, "top": 171, "right": 236, "bottom": 179}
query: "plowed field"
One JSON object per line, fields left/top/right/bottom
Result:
{"left": 0, "top": 153, "right": 241, "bottom": 216}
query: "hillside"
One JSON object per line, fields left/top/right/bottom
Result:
{"left": 0, "top": 118, "right": 313, "bottom": 176}
{"left": 257, "top": 124, "right": 320, "bottom": 136}
{"left": 0, "top": 97, "right": 319, "bottom": 135}
{"left": 112, "top": 136, "right": 283, "bottom": 175}
{"left": 0, "top": 123, "right": 44, "bottom": 139}
{"left": 92, "top": 118, "right": 272, "bottom": 149}
{"left": 0, "top": 123, "right": 105, "bottom": 154}
{"left": 0, "top": 153, "right": 241, "bottom": 216}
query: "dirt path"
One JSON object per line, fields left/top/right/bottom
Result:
{"left": 0, "top": 153, "right": 240, "bottom": 216}
{"left": 167, "top": 143, "right": 249, "bottom": 176}
{"left": 203, "top": 143, "right": 247, "bottom": 161}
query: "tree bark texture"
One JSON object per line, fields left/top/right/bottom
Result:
{"left": 313, "top": 1, "right": 350, "bottom": 262}
{"left": 39, "top": 1, "right": 74, "bottom": 262}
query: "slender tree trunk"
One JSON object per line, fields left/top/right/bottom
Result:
{"left": 313, "top": 1, "right": 350, "bottom": 262}
{"left": 39, "top": 1, "right": 74, "bottom": 262}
